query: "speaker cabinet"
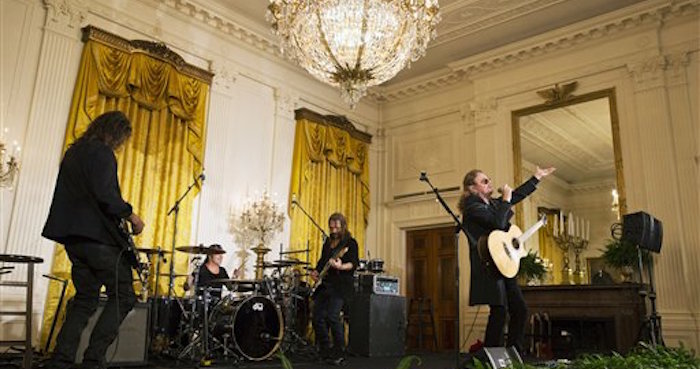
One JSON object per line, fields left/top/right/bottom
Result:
{"left": 622, "top": 211, "right": 663, "bottom": 253}
{"left": 75, "top": 301, "right": 149, "bottom": 366}
{"left": 465, "top": 347, "right": 522, "bottom": 369}
{"left": 349, "top": 294, "right": 406, "bottom": 357}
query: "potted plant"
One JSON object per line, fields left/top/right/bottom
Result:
{"left": 601, "top": 238, "right": 648, "bottom": 282}
{"left": 518, "top": 251, "right": 547, "bottom": 285}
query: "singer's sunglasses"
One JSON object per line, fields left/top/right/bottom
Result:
{"left": 480, "top": 178, "right": 491, "bottom": 185}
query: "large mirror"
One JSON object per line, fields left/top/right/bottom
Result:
{"left": 512, "top": 87, "right": 626, "bottom": 285}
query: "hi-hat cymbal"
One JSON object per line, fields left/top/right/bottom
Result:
{"left": 136, "top": 248, "right": 172, "bottom": 255}
{"left": 176, "top": 245, "right": 226, "bottom": 254}
{"left": 266, "top": 259, "right": 310, "bottom": 267}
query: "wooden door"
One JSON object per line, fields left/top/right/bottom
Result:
{"left": 406, "top": 226, "right": 457, "bottom": 352}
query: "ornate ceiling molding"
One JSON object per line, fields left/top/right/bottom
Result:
{"left": 155, "top": 0, "right": 280, "bottom": 57}
{"left": 373, "top": 0, "right": 699, "bottom": 103}
{"left": 432, "top": 0, "right": 566, "bottom": 48}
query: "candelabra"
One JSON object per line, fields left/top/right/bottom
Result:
{"left": 549, "top": 211, "right": 590, "bottom": 284}
{"left": 0, "top": 140, "right": 20, "bottom": 188}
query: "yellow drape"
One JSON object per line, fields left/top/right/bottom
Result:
{"left": 538, "top": 213, "right": 565, "bottom": 284}
{"left": 39, "top": 37, "right": 210, "bottom": 351}
{"left": 288, "top": 118, "right": 370, "bottom": 265}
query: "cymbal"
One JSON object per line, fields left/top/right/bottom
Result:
{"left": 279, "top": 248, "right": 311, "bottom": 255}
{"left": 208, "top": 279, "right": 260, "bottom": 292}
{"left": 176, "top": 245, "right": 226, "bottom": 255}
{"left": 136, "top": 248, "right": 171, "bottom": 255}
{"left": 157, "top": 273, "right": 189, "bottom": 278}
{"left": 265, "top": 259, "right": 310, "bottom": 267}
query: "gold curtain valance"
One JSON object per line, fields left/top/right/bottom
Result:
{"left": 73, "top": 25, "right": 211, "bottom": 178}
{"left": 289, "top": 109, "right": 371, "bottom": 266}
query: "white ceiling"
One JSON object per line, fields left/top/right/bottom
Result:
{"left": 206, "top": 0, "right": 627, "bottom": 186}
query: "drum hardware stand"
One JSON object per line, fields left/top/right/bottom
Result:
{"left": 41, "top": 274, "right": 69, "bottom": 353}
{"left": 149, "top": 248, "right": 170, "bottom": 353}
{"left": 178, "top": 286, "right": 214, "bottom": 362}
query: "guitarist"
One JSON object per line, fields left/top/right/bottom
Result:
{"left": 310, "top": 213, "right": 359, "bottom": 365}
{"left": 42, "top": 111, "right": 145, "bottom": 369}
{"left": 458, "top": 166, "right": 555, "bottom": 354}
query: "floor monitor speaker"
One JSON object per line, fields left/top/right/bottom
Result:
{"left": 75, "top": 301, "right": 149, "bottom": 366}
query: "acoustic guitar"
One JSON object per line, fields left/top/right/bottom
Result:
{"left": 477, "top": 215, "right": 547, "bottom": 278}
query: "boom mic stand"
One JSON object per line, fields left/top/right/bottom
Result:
{"left": 166, "top": 172, "right": 205, "bottom": 297}
{"left": 291, "top": 195, "right": 329, "bottom": 242}
{"left": 419, "top": 171, "right": 467, "bottom": 369}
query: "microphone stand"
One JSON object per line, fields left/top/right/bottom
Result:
{"left": 166, "top": 173, "right": 203, "bottom": 297}
{"left": 420, "top": 172, "right": 467, "bottom": 369}
{"left": 292, "top": 199, "right": 329, "bottom": 242}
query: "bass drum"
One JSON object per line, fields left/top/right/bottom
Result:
{"left": 231, "top": 295, "right": 283, "bottom": 361}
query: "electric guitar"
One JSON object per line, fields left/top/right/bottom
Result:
{"left": 310, "top": 246, "right": 349, "bottom": 297}
{"left": 116, "top": 218, "right": 148, "bottom": 284}
{"left": 477, "top": 215, "right": 547, "bottom": 278}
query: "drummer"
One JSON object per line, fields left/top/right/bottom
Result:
{"left": 184, "top": 244, "right": 239, "bottom": 298}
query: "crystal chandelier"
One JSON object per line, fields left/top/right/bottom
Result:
{"left": 267, "top": 0, "right": 440, "bottom": 107}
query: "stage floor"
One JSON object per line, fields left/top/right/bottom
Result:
{"left": 144, "top": 352, "right": 458, "bottom": 369}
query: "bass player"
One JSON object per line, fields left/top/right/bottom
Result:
{"left": 309, "top": 212, "right": 359, "bottom": 365}
{"left": 42, "top": 111, "right": 145, "bottom": 369}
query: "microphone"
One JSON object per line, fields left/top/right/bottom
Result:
{"left": 419, "top": 171, "right": 428, "bottom": 182}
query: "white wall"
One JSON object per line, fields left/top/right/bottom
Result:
{"left": 0, "top": 0, "right": 380, "bottom": 345}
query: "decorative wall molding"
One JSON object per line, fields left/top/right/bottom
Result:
{"left": 627, "top": 54, "right": 668, "bottom": 91}
{"left": 43, "top": 0, "right": 87, "bottom": 35}
{"left": 372, "top": 0, "right": 699, "bottom": 103}
{"left": 210, "top": 59, "right": 238, "bottom": 94}
{"left": 274, "top": 88, "right": 299, "bottom": 119}
{"left": 665, "top": 50, "right": 692, "bottom": 86}
{"left": 469, "top": 98, "right": 498, "bottom": 128}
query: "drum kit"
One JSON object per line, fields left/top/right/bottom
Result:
{"left": 137, "top": 244, "right": 314, "bottom": 364}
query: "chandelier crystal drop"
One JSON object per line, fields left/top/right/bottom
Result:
{"left": 267, "top": 0, "right": 440, "bottom": 107}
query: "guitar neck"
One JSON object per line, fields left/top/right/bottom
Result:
{"left": 517, "top": 216, "right": 547, "bottom": 244}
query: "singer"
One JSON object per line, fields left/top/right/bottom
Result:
{"left": 458, "top": 166, "right": 555, "bottom": 354}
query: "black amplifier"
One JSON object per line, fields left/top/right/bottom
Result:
{"left": 356, "top": 273, "right": 399, "bottom": 295}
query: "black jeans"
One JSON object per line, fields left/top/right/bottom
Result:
{"left": 312, "top": 288, "right": 346, "bottom": 357}
{"left": 50, "top": 242, "right": 136, "bottom": 368}
{"left": 484, "top": 277, "right": 528, "bottom": 352}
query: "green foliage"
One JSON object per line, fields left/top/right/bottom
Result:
{"left": 470, "top": 342, "right": 699, "bottom": 369}
{"left": 568, "top": 343, "right": 699, "bottom": 369}
{"left": 517, "top": 250, "right": 547, "bottom": 281}
{"left": 277, "top": 351, "right": 294, "bottom": 369}
{"left": 395, "top": 355, "right": 422, "bottom": 369}
{"left": 600, "top": 238, "right": 648, "bottom": 270}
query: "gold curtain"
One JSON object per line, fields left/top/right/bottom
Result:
{"left": 538, "top": 212, "right": 565, "bottom": 284}
{"left": 288, "top": 110, "right": 371, "bottom": 265}
{"left": 39, "top": 27, "right": 212, "bottom": 351}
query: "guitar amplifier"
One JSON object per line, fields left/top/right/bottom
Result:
{"left": 357, "top": 273, "right": 399, "bottom": 295}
